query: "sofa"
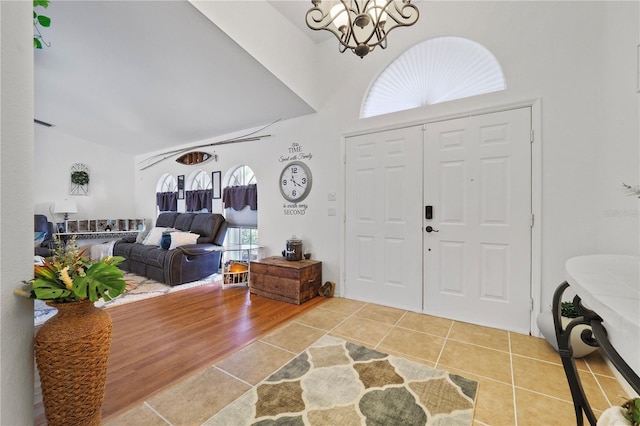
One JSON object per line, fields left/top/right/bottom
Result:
{"left": 34, "top": 214, "right": 58, "bottom": 257}
{"left": 113, "top": 212, "right": 227, "bottom": 286}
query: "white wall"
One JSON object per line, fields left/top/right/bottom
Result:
{"left": 34, "top": 126, "right": 139, "bottom": 223}
{"left": 1, "top": 1, "right": 37, "bottom": 424}
{"left": 36, "top": 2, "right": 639, "bottom": 329}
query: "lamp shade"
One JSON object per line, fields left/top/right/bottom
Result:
{"left": 53, "top": 200, "right": 78, "bottom": 215}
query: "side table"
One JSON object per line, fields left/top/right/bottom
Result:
{"left": 249, "top": 256, "right": 322, "bottom": 305}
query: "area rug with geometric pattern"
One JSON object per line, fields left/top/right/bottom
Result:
{"left": 206, "top": 335, "right": 477, "bottom": 426}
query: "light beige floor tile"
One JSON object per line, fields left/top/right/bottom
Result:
{"left": 293, "top": 307, "right": 349, "bottom": 331}
{"left": 397, "top": 312, "right": 453, "bottom": 337}
{"left": 596, "top": 373, "right": 634, "bottom": 406}
{"left": 449, "top": 321, "right": 510, "bottom": 352}
{"left": 330, "top": 316, "right": 394, "bottom": 347}
{"left": 512, "top": 354, "right": 610, "bottom": 411}
{"left": 378, "top": 327, "right": 445, "bottom": 362}
{"left": 319, "top": 297, "right": 366, "bottom": 315}
{"left": 261, "top": 322, "right": 326, "bottom": 353}
{"left": 438, "top": 340, "right": 512, "bottom": 384}
{"left": 382, "top": 347, "right": 437, "bottom": 368}
{"left": 584, "top": 350, "right": 615, "bottom": 377}
{"left": 445, "top": 366, "right": 515, "bottom": 426}
{"left": 215, "top": 341, "right": 294, "bottom": 385}
{"left": 514, "top": 387, "right": 590, "bottom": 426}
{"left": 104, "top": 403, "right": 167, "bottom": 426}
{"left": 512, "top": 355, "right": 572, "bottom": 401}
{"left": 355, "top": 303, "right": 406, "bottom": 325}
{"left": 147, "top": 366, "right": 250, "bottom": 426}
{"left": 510, "top": 332, "right": 563, "bottom": 363}
{"left": 327, "top": 332, "right": 376, "bottom": 350}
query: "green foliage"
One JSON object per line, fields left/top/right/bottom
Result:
{"left": 71, "top": 171, "right": 90, "bottom": 185}
{"left": 623, "top": 398, "right": 640, "bottom": 426}
{"left": 72, "top": 259, "right": 127, "bottom": 302}
{"left": 26, "top": 236, "right": 127, "bottom": 303}
{"left": 34, "top": 0, "right": 51, "bottom": 49}
{"left": 560, "top": 301, "right": 580, "bottom": 318}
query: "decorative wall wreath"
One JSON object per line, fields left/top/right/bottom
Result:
{"left": 71, "top": 171, "right": 90, "bottom": 186}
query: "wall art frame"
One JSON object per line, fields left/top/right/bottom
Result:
{"left": 177, "top": 174, "right": 185, "bottom": 200}
{"left": 212, "top": 171, "right": 222, "bottom": 199}
{"left": 69, "top": 163, "right": 89, "bottom": 196}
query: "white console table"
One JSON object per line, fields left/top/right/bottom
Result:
{"left": 553, "top": 255, "right": 640, "bottom": 425}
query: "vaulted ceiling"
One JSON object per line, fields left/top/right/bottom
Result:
{"left": 34, "top": 1, "right": 326, "bottom": 155}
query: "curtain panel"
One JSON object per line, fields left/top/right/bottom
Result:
{"left": 185, "top": 189, "right": 212, "bottom": 212}
{"left": 156, "top": 191, "right": 177, "bottom": 212}
{"left": 223, "top": 184, "right": 257, "bottom": 211}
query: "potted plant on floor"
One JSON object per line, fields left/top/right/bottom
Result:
{"left": 536, "top": 301, "right": 597, "bottom": 358}
{"left": 18, "top": 237, "right": 126, "bottom": 426}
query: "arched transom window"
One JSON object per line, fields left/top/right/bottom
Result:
{"left": 361, "top": 36, "right": 507, "bottom": 118}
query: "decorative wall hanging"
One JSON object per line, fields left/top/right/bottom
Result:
{"left": 69, "top": 163, "right": 89, "bottom": 196}
{"left": 177, "top": 175, "right": 185, "bottom": 200}
{"left": 138, "top": 119, "right": 281, "bottom": 171}
{"left": 175, "top": 151, "right": 212, "bottom": 165}
{"left": 212, "top": 171, "right": 222, "bottom": 199}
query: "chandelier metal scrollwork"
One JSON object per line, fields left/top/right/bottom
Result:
{"left": 306, "top": 0, "right": 419, "bottom": 58}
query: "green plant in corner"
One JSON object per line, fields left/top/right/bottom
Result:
{"left": 623, "top": 398, "right": 640, "bottom": 426}
{"left": 34, "top": 0, "right": 51, "bottom": 49}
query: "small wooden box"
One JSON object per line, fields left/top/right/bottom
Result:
{"left": 250, "top": 256, "right": 322, "bottom": 305}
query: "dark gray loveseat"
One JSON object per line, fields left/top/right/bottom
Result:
{"left": 113, "top": 212, "right": 227, "bottom": 286}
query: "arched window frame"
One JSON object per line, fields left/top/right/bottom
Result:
{"left": 361, "top": 36, "right": 507, "bottom": 118}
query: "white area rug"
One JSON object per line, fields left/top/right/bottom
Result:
{"left": 34, "top": 272, "right": 222, "bottom": 327}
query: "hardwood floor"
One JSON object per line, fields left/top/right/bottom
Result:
{"left": 34, "top": 282, "right": 327, "bottom": 425}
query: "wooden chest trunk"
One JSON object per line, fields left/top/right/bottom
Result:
{"left": 250, "top": 256, "right": 322, "bottom": 305}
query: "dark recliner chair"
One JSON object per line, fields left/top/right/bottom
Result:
{"left": 113, "top": 212, "right": 227, "bottom": 286}
{"left": 34, "top": 214, "right": 58, "bottom": 257}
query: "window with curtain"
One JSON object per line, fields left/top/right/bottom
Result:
{"left": 185, "top": 170, "right": 212, "bottom": 212}
{"left": 156, "top": 174, "right": 178, "bottom": 212}
{"left": 224, "top": 165, "right": 258, "bottom": 229}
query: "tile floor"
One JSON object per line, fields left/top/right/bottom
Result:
{"left": 105, "top": 298, "right": 632, "bottom": 426}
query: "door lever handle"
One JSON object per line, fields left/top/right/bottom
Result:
{"left": 425, "top": 226, "right": 439, "bottom": 233}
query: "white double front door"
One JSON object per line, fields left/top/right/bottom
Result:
{"left": 345, "top": 107, "right": 532, "bottom": 332}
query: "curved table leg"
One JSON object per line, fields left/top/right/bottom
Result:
{"left": 552, "top": 281, "right": 599, "bottom": 426}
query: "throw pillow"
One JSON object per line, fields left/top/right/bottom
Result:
{"left": 169, "top": 232, "right": 199, "bottom": 250}
{"left": 160, "top": 231, "right": 172, "bottom": 250}
{"left": 143, "top": 227, "right": 167, "bottom": 246}
{"left": 34, "top": 231, "right": 47, "bottom": 248}
{"left": 135, "top": 228, "right": 151, "bottom": 244}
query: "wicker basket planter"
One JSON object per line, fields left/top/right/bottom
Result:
{"left": 35, "top": 300, "right": 113, "bottom": 426}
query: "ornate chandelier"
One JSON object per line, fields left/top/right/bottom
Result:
{"left": 306, "top": 0, "right": 419, "bottom": 58}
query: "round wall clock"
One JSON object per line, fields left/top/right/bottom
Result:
{"left": 279, "top": 161, "right": 312, "bottom": 202}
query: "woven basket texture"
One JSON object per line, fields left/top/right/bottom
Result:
{"left": 35, "top": 300, "right": 112, "bottom": 426}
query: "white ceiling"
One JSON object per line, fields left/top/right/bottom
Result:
{"left": 34, "top": 1, "right": 322, "bottom": 155}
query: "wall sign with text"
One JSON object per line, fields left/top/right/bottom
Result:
{"left": 279, "top": 143, "right": 313, "bottom": 215}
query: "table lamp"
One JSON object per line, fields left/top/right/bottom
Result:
{"left": 53, "top": 199, "right": 78, "bottom": 232}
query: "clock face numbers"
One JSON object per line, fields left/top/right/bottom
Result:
{"left": 280, "top": 161, "right": 312, "bottom": 202}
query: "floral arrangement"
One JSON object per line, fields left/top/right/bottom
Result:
{"left": 18, "top": 236, "right": 126, "bottom": 303}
